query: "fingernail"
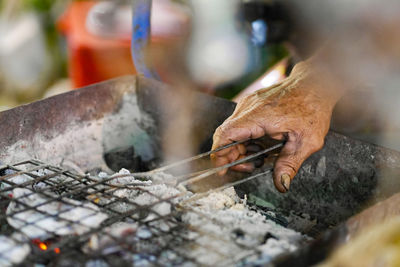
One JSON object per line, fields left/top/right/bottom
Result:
{"left": 281, "top": 174, "right": 291, "bottom": 192}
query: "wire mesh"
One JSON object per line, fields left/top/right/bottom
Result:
{"left": 0, "top": 159, "right": 292, "bottom": 266}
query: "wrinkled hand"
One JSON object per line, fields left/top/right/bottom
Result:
{"left": 211, "top": 61, "right": 343, "bottom": 193}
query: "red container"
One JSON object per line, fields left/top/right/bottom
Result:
{"left": 57, "top": 1, "right": 136, "bottom": 89}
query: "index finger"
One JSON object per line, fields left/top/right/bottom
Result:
{"left": 212, "top": 123, "right": 254, "bottom": 157}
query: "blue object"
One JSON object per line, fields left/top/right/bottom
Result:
{"left": 131, "top": 0, "right": 159, "bottom": 79}
{"left": 251, "top": 19, "right": 268, "bottom": 47}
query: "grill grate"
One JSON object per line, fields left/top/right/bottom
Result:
{"left": 0, "top": 159, "right": 306, "bottom": 266}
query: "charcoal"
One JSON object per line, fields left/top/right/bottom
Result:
{"left": 0, "top": 160, "right": 309, "bottom": 266}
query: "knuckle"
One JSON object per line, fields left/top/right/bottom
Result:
{"left": 215, "top": 121, "right": 231, "bottom": 134}
{"left": 220, "top": 119, "right": 241, "bottom": 134}
{"left": 217, "top": 123, "right": 230, "bottom": 137}
{"left": 213, "top": 120, "right": 237, "bottom": 144}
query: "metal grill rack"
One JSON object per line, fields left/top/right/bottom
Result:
{"left": 0, "top": 159, "right": 299, "bottom": 266}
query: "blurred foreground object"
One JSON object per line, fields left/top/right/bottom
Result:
{"left": 346, "top": 192, "right": 400, "bottom": 239}
{"left": 321, "top": 216, "right": 400, "bottom": 267}
{"left": 0, "top": 12, "right": 52, "bottom": 100}
{"left": 186, "top": 0, "right": 252, "bottom": 87}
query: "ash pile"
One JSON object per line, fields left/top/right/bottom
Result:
{"left": 0, "top": 160, "right": 309, "bottom": 266}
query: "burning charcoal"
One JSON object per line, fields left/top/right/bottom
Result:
{"left": 0, "top": 151, "right": 317, "bottom": 267}
{"left": 6, "top": 188, "right": 108, "bottom": 239}
{"left": 0, "top": 235, "right": 30, "bottom": 266}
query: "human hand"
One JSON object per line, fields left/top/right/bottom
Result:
{"left": 211, "top": 61, "right": 343, "bottom": 193}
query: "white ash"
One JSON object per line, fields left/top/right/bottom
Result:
{"left": 0, "top": 166, "right": 307, "bottom": 266}
{"left": 93, "top": 169, "right": 151, "bottom": 186}
{"left": 148, "top": 172, "right": 179, "bottom": 186}
{"left": 95, "top": 169, "right": 188, "bottom": 221}
{"left": 112, "top": 183, "right": 182, "bottom": 221}
{"left": 6, "top": 188, "right": 108, "bottom": 239}
{"left": 84, "top": 222, "right": 179, "bottom": 266}
{"left": 84, "top": 222, "right": 138, "bottom": 255}
{"left": 181, "top": 188, "right": 306, "bottom": 266}
{"left": 0, "top": 234, "right": 31, "bottom": 266}
{"left": 83, "top": 169, "right": 308, "bottom": 266}
{"left": 0, "top": 169, "right": 48, "bottom": 193}
{"left": 0, "top": 168, "right": 76, "bottom": 194}
{"left": 95, "top": 168, "right": 178, "bottom": 187}
{"left": 192, "top": 188, "right": 239, "bottom": 210}
{"left": 97, "top": 171, "right": 109, "bottom": 180}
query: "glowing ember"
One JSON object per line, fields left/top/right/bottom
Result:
{"left": 54, "top": 248, "right": 60, "bottom": 254}
{"left": 39, "top": 243, "right": 47, "bottom": 251}
{"left": 32, "top": 239, "right": 49, "bottom": 251}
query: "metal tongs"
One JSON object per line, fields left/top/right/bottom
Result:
{"left": 128, "top": 140, "right": 283, "bottom": 194}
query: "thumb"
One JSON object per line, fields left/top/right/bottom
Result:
{"left": 273, "top": 133, "right": 324, "bottom": 193}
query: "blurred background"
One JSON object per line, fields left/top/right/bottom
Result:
{"left": 0, "top": 0, "right": 290, "bottom": 111}
{"left": 2, "top": 0, "right": 400, "bottom": 150}
{"left": 0, "top": 0, "right": 70, "bottom": 110}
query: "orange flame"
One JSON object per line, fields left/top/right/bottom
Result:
{"left": 39, "top": 242, "right": 48, "bottom": 251}
{"left": 32, "top": 239, "right": 59, "bottom": 253}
